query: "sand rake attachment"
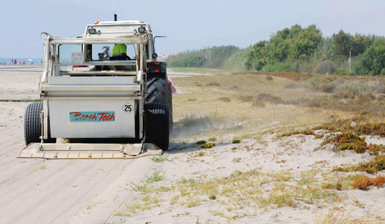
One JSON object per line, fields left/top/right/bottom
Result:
{"left": 19, "top": 143, "right": 162, "bottom": 159}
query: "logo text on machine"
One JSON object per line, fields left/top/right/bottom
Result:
{"left": 69, "top": 111, "right": 115, "bottom": 122}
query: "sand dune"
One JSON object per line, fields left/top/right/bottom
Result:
{"left": 0, "top": 67, "right": 384, "bottom": 223}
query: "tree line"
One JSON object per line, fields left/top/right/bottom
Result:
{"left": 166, "top": 46, "right": 239, "bottom": 68}
{"left": 167, "top": 25, "right": 385, "bottom": 75}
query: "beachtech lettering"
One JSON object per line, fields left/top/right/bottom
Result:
{"left": 69, "top": 111, "right": 115, "bottom": 122}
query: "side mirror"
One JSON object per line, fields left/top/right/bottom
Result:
{"left": 152, "top": 53, "right": 158, "bottom": 59}
{"left": 154, "top": 36, "right": 167, "bottom": 44}
{"left": 40, "top": 32, "right": 51, "bottom": 45}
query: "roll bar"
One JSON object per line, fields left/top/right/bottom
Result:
{"left": 42, "top": 35, "right": 148, "bottom": 83}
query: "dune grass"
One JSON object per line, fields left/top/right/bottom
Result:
{"left": 115, "top": 72, "right": 385, "bottom": 220}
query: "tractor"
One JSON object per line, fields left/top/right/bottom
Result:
{"left": 20, "top": 18, "right": 172, "bottom": 159}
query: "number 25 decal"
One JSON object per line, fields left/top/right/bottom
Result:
{"left": 123, "top": 104, "right": 132, "bottom": 112}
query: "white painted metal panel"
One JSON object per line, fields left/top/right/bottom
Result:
{"left": 50, "top": 36, "right": 148, "bottom": 45}
{"left": 49, "top": 99, "right": 136, "bottom": 138}
{"left": 47, "top": 76, "right": 136, "bottom": 85}
{"left": 42, "top": 84, "right": 140, "bottom": 92}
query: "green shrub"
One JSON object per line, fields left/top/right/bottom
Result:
{"left": 335, "top": 155, "right": 385, "bottom": 174}
{"left": 232, "top": 138, "right": 241, "bottom": 144}
{"left": 334, "top": 67, "right": 350, "bottom": 75}
{"left": 152, "top": 155, "right": 167, "bottom": 163}
{"left": 208, "top": 137, "right": 217, "bottom": 142}
{"left": 322, "top": 131, "right": 367, "bottom": 154}
{"left": 196, "top": 140, "right": 207, "bottom": 145}
{"left": 201, "top": 143, "right": 216, "bottom": 149}
{"left": 314, "top": 60, "right": 335, "bottom": 74}
{"left": 336, "top": 81, "right": 368, "bottom": 96}
{"left": 305, "top": 75, "right": 336, "bottom": 93}
{"left": 337, "top": 143, "right": 366, "bottom": 153}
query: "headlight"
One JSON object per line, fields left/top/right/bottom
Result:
{"left": 88, "top": 28, "right": 97, "bottom": 34}
{"left": 138, "top": 26, "right": 146, "bottom": 33}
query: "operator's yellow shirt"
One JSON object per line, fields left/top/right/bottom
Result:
{"left": 112, "top": 44, "right": 127, "bottom": 56}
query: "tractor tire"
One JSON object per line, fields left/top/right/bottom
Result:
{"left": 24, "top": 102, "right": 43, "bottom": 145}
{"left": 146, "top": 76, "right": 173, "bottom": 131}
{"left": 24, "top": 102, "right": 55, "bottom": 145}
{"left": 144, "top": 103, "right": 169, "bottom": 150}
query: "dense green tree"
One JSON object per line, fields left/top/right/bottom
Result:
{"left": 245, "top": 41, "right": 267, "bottom": 70}
{"left": 246, "top": 24, "right": 322, "bottom": 71}
{"left": 293, "top": 25, "right": 322, "bottom": 59}
{"left": 351, "top": 34, "right": 373, "bottom": 56}
{"left": 355, "top": 39, "right": 385, "bottom": 75}
{"left": 332, "top": 31, "right": 372, "bottom": 59}
{"left": 332, "top": 30, "right": 353, "bottom": 58}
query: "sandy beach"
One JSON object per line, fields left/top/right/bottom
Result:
{"left": 0, "top": 66, "right": 384, "bottom": 224}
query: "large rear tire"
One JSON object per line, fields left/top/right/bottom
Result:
{"left": 24, "top": 102, "right": 55, "bottom": 145}
{"left": 146, "top": 76, "right": 173, "bottom": 131}
{"left": 144, "top": 103, "right": 169, "bottom": 150}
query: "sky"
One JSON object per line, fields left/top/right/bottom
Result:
{"left": 1, "top": 0, "right": 385, "bottom": 58}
